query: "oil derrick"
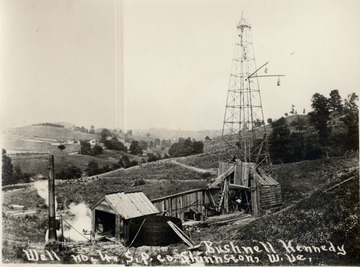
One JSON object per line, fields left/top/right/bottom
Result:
{"left": 222, "top": 15, "right": 273, "bottom": 165}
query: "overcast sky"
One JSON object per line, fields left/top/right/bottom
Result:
{"left": 1, "top": 0, "right": 360, "bottom": 131}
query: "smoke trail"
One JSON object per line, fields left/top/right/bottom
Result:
{"left": 33, "top": 180, "right": 58, "bottom": 210}
{"left": 63, "top": 202, "right": 92, "bottom": 241}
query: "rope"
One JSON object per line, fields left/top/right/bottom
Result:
{"left": 126, "top": 218, "right": 146, "bottom": 249}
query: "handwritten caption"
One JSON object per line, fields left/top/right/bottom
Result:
{"left": 23, "top": 239, "right": 346, "bottom": 264}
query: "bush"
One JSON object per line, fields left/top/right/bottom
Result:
{"left": 168, "top": 138, "right": 204, "bottom": 157}
{"left": 93, "top": 144, "right": 103, "bottom": 155}
{"left": 133, "top": 179, "right": 146, "bottom": 186}
{"left": 56, "top": 165, "right": 82, "bottom": 180}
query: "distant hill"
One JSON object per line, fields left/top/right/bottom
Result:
{"left": 54, "top": 121, "right": 78, "bottom": 129}
{"left": 2, "top": 125, "right": 100, "bottom": 154}
{"left": 133, "top": 128, "right": 223, "bottom": 141}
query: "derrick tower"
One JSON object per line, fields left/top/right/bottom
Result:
{"left": 222, "top": 15, "right": 270, "bottom": 165}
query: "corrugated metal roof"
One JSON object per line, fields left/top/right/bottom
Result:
{"left": 103, "top": 192, "right": 160, "bottom": 220}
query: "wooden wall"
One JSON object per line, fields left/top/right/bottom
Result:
{"left": 152, "top": 189, "right": 219, "bottom": 220}
{"left": 259, "top": 184, "right": 282, "bottom": 209}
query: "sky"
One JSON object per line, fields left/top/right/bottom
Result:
{"left": 1, "top": 0, "right": 360, "bottom": 131}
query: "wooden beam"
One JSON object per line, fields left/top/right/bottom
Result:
{"left": 228, "top": 184, "right": 250, "bottom": 190}
{"left": 323, "top": 176, "right": 355, "bottom": 193}
{"left": 251, "top": 174, "right": 261, "bottom": 217}
{"left": 208, "top": 166, "right": 235, "bottom": 188}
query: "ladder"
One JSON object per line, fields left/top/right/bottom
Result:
{"left": 216, "top": 180, "right": 228, "bottom": 212}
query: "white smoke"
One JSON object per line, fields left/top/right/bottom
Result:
{"left": 63, "top": 202, "right": 92, "bottom": 241}
{"left": 33, "top": 180, "right": 58, "bottom": 210}
{"left": 34, "top": 181, "right": 92, "bottom": 242}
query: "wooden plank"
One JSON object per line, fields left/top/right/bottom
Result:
{"left": 208, "top": 166, "right": 235, "bottom": 189}
{"left": 95, "top": 203, "right": 116, "bottom": 214}
{"left": 115, "top": 215, "right": 121, "bottom": 241}
{"left": 251, "top": 173, "right": 261, "bottom": 216}
{"left": 167, "top": 221, "right": 197, "bottom": 248}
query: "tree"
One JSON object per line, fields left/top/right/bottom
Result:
{"left": 254, "top": 119, "right": 264, "bottom": 127}
{"left": 147, "top": 153, "right": 160, "bottom": 162}
{"left": 85, "top": 160, "right": 100, "bottom": 176}
{"left": 104, "top": 137, "right": 127, "bottom": 151}
{"left": 148, "top": 140, "right": 154, "bottom": 149}
{"left": 2, "top": 149, "right": 14, "bottom": 185}
{"left": 154, "top": 138, "right": 161, "bottom": 147}
{"left": 119, "top": 155, "right": 131, "bottom": 168}
{"left": 89, "top": 125, "right": 95, "bottom": 134}
{"left": 80, "top": 140, "right": 94, "bottom": 155}
{"left": 290, "top": 104, "right": 295, "bottom": 114}
{"left": 13, "top": 165, "right": 32, "bottom": 183}
{"left": 139, "top": 140, "right": 148, "bottom": 150}
{"left": 168, "top": 138, "right": 203, "bottom": 157}
{"left": 205, "top": 136, "right": 211, "bottom": 141}
{"left": 268, "top": 117, "right": 292, "bottom": 163}
{"left": 308, "top": 93, "right": 331, "bottom": 146}
{"left": 130, "top": 141, "right": 143, "bottom": 155}
{"left": 93, "top": 144, "right": 103, "bottom": 155}
{"left": 56, "top": 165, "right": 82, "bottom": 180}
{"left": 100, "top": 128, "right": 112, "bottom": 142}
{"left": 328, "top": 89, "right": 343, "bottom": 114}
{"left": 58, "top": 144, "right": 66, "bottom": 152}
{"left": 192, "top": 141, "right": 204, "bottom": 154}
{"left": 340, "top": 93, "right": 359, "bottom": 151}
{"left": 289, "top": 116, "right": 307, "bottom": 132}
{"left": 267, "top": 118, "right": 273, "bottom": 124}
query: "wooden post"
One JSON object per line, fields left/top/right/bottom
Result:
{"left": 91, "top": 209, "right": 96, "bottom": 235}
{"left": 235, "top": 162, "right": 242, "bottom": 185}
{"left": 115, "top": 215, "right": 121, "bottom": 241}
{"left": 223, "top": 179, "right": 229, "bottom": 214}
{"left": 48, "top": 154, "right": 57, "bottom": 241}
{"left": 251, "top": 173, "right": 261, "bottom": 217}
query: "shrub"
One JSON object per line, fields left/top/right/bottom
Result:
{"left": 56, "top": 165, "right": 82, "bottom": 180}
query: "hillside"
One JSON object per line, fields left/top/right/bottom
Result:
{"left": 3, "top": 126, "right": 99, "bottom": 143}
{"left": 191, "top": 158, "right": 359, "bottom": 265}
{"left": 2, "top": 149, "right": 358, "bottom": 264}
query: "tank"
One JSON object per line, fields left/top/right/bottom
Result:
{"left": 128, "top": 215, "right": 182, "bottom": 247}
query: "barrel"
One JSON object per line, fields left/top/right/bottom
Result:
{"left": 128, "top": 215, "right": 182, "bottom": 247}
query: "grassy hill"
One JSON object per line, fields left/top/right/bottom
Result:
{"left": 191, "top": 156, "right": 359, "bottom": 265}
{"left": 3, "top": 125, "right": 99, "bottom": 142}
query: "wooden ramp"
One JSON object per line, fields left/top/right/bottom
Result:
{"left": 167, "top": 221, "right": 200, "bottom": 250}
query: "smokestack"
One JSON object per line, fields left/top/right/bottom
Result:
{"left": 48, "top": 154, "right": 57, "bottom": 241}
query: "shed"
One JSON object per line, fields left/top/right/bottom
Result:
{"left": 91, "top": 191, "right": 160, "bottom": 242}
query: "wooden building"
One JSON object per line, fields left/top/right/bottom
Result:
{"left": 151, "top": 188, "right": 220, "bottom": 220}
{"left": 152, "top": 160, "right": 282, "bottom": 220}
{"left": 90, "top": 192, "right": 160, "bottom": 242}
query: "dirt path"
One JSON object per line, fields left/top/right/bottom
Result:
{"left": 170, "top": 159, "right": 217, "bottom": 174}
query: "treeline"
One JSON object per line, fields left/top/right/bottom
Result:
{"left": 31, "top": 123, "right": 64, "bottom": 128}
{"left": 2, "top": 149, "right": 33, "bottom": 186}
{"left": 168, "top": 137, "right": 204, "bottom": 157}
{"left": 269, "top": 90, "right": 358, "bottom": 163}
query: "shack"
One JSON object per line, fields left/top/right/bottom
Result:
{"left": 152, "top": 160, "right": 282, "bottom": 220}
{"left": 151, "top": 188, "right": 219, "bottom": 220}
{"left": 91, "top": 191, "right": 182, "bottom": 246}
